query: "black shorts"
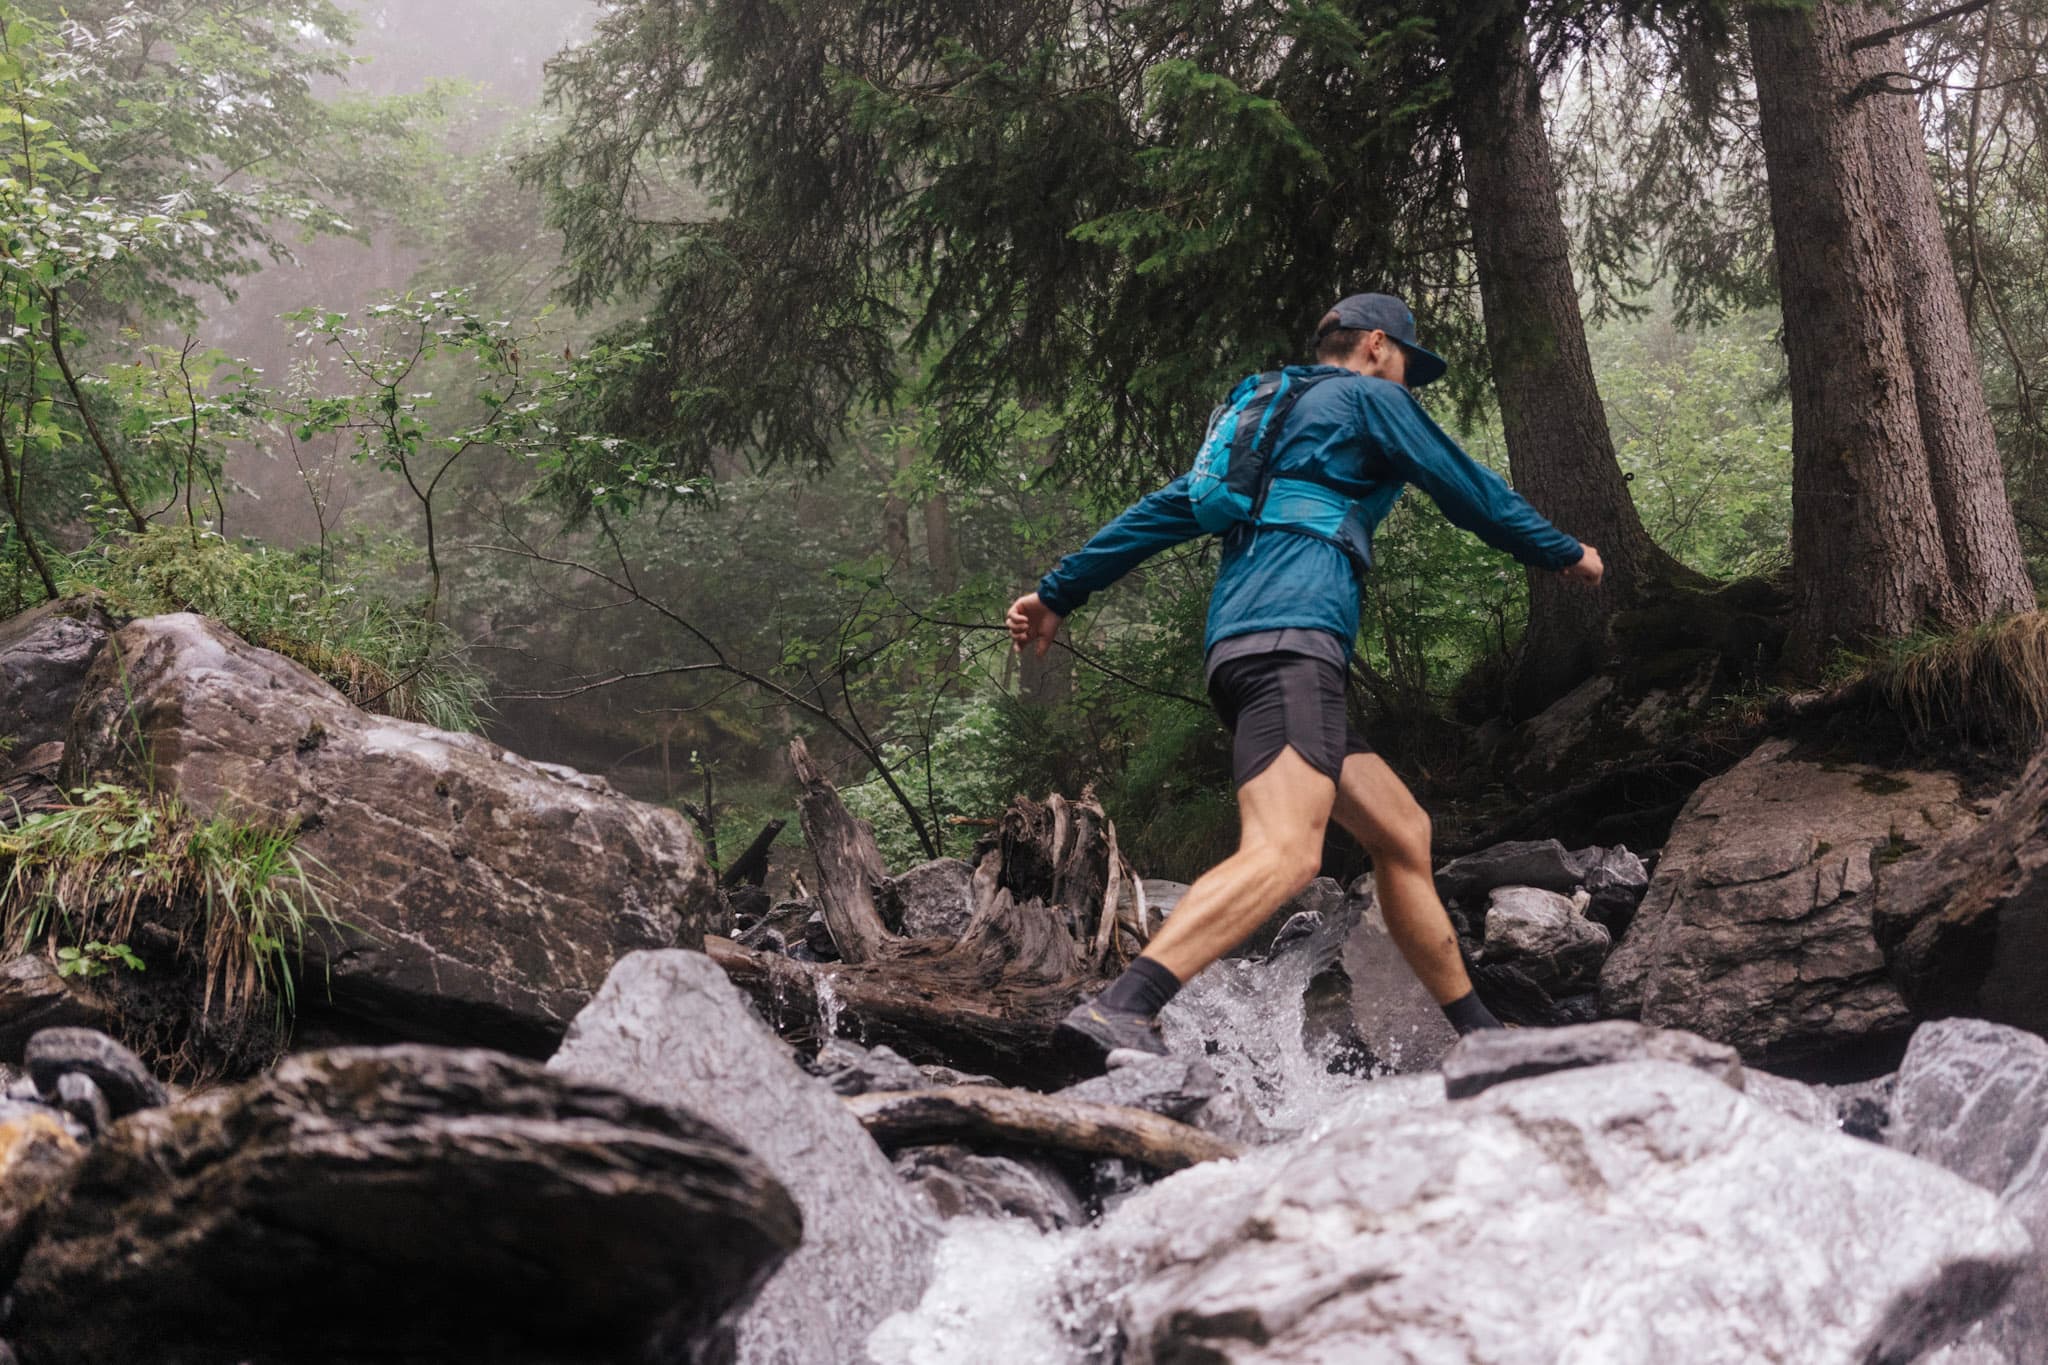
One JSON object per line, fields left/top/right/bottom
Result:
{"left": 1206, "top": 651, "right": 1373, "bottom": 789}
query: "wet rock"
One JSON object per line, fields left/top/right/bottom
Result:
{"left": 63, "top": 614, "right": 718, "bottom": 1056}
{"left": 1480, "top": 886, "right": 1611, "bottom": 993}
{"left": 1872, "top": 745, "right": 2048, "bottom": 1037}
{"left": 1600, "top": 737, "right": 1976, "bottom": 1070}
{"left": 1059, "top": 1053, "right": 1267, "bottom": 1146}
{"left": 809, "top": 1039, "right": 931, "bottom": 1096}
{"left": 549, "top": 950, "right": 938, "bottom": 1365}
{"left": 1441, "top": 1020, "right": 1745, "bottom": 1100}
{"left": 0, "top": 959, "right": 115, "bottom": 1063}
{"left": 6, "top": 1045, "right": 798, "bottom": 1365}
{"left": 883, "top": 859, "right": 978, "bottom": 941}
{"left": 892, "top": 1145, "right": 1085, "bottom": 1231}
{"left": 1886, "top": 1019, "right": 2048, "bottom": 1363}
{"left": 1340, "top": 886, "right": 1459, "bottom": 1073}
{"left": 0, "top": 1101, "right": 87, "bottom": 1273}
{"left": 1075, "top": 1062, "right": 2029, "bottom": 1364}
{"left": 48, "top": 1075, "right": 108, "bottom": 1138}
{"left": 0, "top": 598, "right": 111, "bottom": 752}
{"left": 25, "top": 1028, "right": 166, "bottom": 1119}
{"left": 1238, "top": 876, "right": 1347, "bottom": 960}
{"left": 1435, "top": 838, "right": 1589, "bottom": 903}
{"left": 1830, "top": 1073, "right": 1897, "bottom": 1141}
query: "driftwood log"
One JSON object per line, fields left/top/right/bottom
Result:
{"left": 707, "top": 741, "right": 1154, "bottom": 1088}
{"left": 845, "top": 1086, "right": 1243, "bottom": 1172}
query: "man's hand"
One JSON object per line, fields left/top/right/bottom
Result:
{"left": 1559, "top": 544, "right": 1604, "bottom": 587}
{"left": 1006, "top": 592, "right": 1063, "bottom": 658}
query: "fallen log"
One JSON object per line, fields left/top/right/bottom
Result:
{"left": 846, "top": 1085, "right": 1244, "bottom": 1172}
{"left": 789, "top": 738, "right": 894, "bottom": 964}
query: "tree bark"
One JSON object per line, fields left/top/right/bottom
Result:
{"left": 1748, "top": 0, "right": 2032, "bottom": 677}
{"left": 846, "top": 1086, "right": 1243, "bottom": 1171}
{"left": 1445, "top": 8, "right": 1693, "bottom": 716}
{"left": 788, "top": 738, "right": 894, "bottom": 964}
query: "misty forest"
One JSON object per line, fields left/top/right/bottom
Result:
{"left": 0, "top": 0, "right": 2046, "bottom": 1361}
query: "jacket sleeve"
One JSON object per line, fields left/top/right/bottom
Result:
{"left": 1357, "top": 384, "right": 1584, "bottom": 570}
{"left": 1036, "top": 475, "right": 1206, "bottom": 616}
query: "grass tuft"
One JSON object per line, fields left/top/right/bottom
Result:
{"left": 1861, "top": 612, "right": 2048, "bottom": 750}
{"left": 0, "top": 781, "right": 335, "bottom": 1021}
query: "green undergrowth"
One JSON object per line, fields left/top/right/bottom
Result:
{"left": 0, "top": 781, "right": 337, "bottom": 1074}
{"left": 57, "top": 528, "right": 490, "bottom": 732}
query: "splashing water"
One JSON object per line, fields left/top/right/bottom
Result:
{"left": 866, "top": 1219, "right": 1081, "bottom": 1364}
{"left": 815, "top": 969, "right": 845, "bottom": 1040}
{"left": 1159, "top": 945, "right": 1357, "bottom": 1134}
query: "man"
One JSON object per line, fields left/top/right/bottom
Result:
{"left": 1006, "top": 292, "right": 1605, "bottom": 1071}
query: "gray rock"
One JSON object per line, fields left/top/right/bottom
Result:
{"left": 1070, "top": 1061, "right": 2030, "bottom": 1364}
{"left": 8, "top": 1045, "right": 798, "bottom": 1365}
{"left": 1059, "top": 1053, "right": 1268, "bottom": 1146}
{"left": 549, "top": 950, "right": 939, "bottom": 1365}
{"left": 62, "top": 614, "right": 718, "bottom": 1055}
{"left": 892, "top": 1145, "right": 1085, "bottom": 1231}
{"left": 1828, "top": 1073, "right": 1897, "bottom": 1141}
{"left": 883, "top": 859, "right": 978, "bottom": 941}
{"left": 1504, "top": 672, "right": 1618, "bottom": 789}
{"left": 1435, "top": 838, "right": 1590, "bottom": 903}
{"left": 1872, "top": 745, "right": 2048, "bottom": 1037}
{"left": 1441, "top": 1020, "right": 1746, "bottom": 1100}
{"left": 49, "top": 1073, "right": 109, "bottom": 1137}
{"left": 1481, "top": 885, "right": 1611, "bottom": 992}
{"left": 0, "top": 958, "right": 115, "bottom": 1063}
{"left": 25, "top": 1027, "right": 167, "bottom": 1119}
{"left": 1741, "top": 1070, "right": 1839, "bottom": 1129}
{"left": 809, "top": 1039, "right": 931, "bottom": 1096}
{"left": 1341, "top": 886, "right": 1460, "bottom": 1073}
{"left": 1581, "top": 844, "right": 1651, "bottom": 930}
{"left": 1887, "top": 1018, "right": 2048, "bottom": 1363}
{"left": 1600, "top": 737, "right": 1977, "bottom": 1068}
{"left": 0, "top": 598, "right": 110, "bottom": 753}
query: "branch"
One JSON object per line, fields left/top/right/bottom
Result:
{"left": 845, "top": 1086, "right": 1244, "bottom": 1171}
{"left": 1848, "top": 0, "right": 1994, "bottom": 52}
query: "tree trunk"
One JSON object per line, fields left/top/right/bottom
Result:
{"left": 1747, "top": 0, "right": 2032, "bottom": 677}
{"left": 1446, "top": 8, "right": 1690, "bottom": 717}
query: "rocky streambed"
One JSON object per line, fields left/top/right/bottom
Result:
{"left": 0, "top": 603, "right": 2043, "bottom": 1362}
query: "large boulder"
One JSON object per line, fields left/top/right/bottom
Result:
{"left": 1440, "top": 1019, "right": 1745, "bottom": 1100}
{"left": 549, "top": 951, "right": 939, "bottom": 1365}
{"left": 0, "top": 959, "right": 115, "bottom": 1064}
{"left": 1067, "top": 1061, "right": 2030, "bottom": 1364}
{"left": 3, "top": 1046, "right": 799, "bottom": 1365}
{"left": 0, "top": 598, "right": 110, "bottom": 753}
{"left": 1481, "top": 885, "right": 1611, "bottom": 993}
{"left": 1872, "top": 746, "right": 2048, "bottom": 1036}
{"left": 1601, "top": 737, "right": 1978, "bottom": 1069}
{"left": 62, "top": 614, "right": 719, "bottom": 1054}
{"left": 1886, "top": 1018, "right": 2048, "bottom": 1363}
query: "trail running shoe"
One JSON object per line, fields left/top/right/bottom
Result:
{"left": 1054, "top": 997, "right": 1169, "bottom": 1077}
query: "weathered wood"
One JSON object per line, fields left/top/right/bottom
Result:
{"left": 788, "top": 739, "right": 893, "bottom": 963}
{"left": 719, "top": 818, "right": 785, "bottom": 889}
{"left": 846, "top": 1086, "right": 1243, "bottom": 1172}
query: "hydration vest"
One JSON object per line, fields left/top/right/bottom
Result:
{"left": 1186, "top": 370, "right": 1367, "bottom": 574}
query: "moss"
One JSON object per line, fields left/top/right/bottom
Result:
{"left": 1856, "top": 772, "right": 1912, "bottom": 796}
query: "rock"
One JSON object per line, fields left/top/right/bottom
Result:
{"left": 892, "top": 1145, "right": 1086, "bottom": 1231}
{"left": 1505, "top": 672, "right": 1618, "bottom": 788}
{"left": 1435, "top": 838, "right": 1589, "bottom": 904}
{"left": 48, "top": 1075, "right": 108, "bottom": 1138}
{"left": 1340, "top": 885, "right": 1460, "bottom": 1073}
{"left": 549, "top": 950, "right": 938, "bottom": 1365}
{"left": 1480, "top": 885, "right": 1611, "bottom": 992}
{"left": 1829, "top": 1073, "right": 1897, "bottom": 1141}
{"left": 0, "top": 1101, "right": 87, "bottom": 1273}
{"left": 1600, "top": 737, "right": 1977, "bottom": 1070}
{"left": 24, "top": 1028, "right": 167, "bottom": 1119}
{"left": 1741, "top": 1070, "right": 1839, "bottom": 1129}
{"left": 1581, "top": 845, "right": 1651, "bottom": 931}
{"left": 0, "top": 598, "right": 110, "bottom": 752}
{"left": 1440, "top": 1020, "right": 1745, "bottom": 1100}
{"left": 1886, "top": 1018, "right": 2048, "bottom": 1363}
{"left": 1871, "top": 744, "right": 2048, "bottom": 1037}
{"left": 808, "top": 1039, "right": 931, "bottom": 1096}
{"left": 62, "top": 614, "right": 718, "bottom": 1055}
{"left": 1059, "top": 1053, "right": 1267, "bottom": 1146}
{"left": 882, "top": 858, "right": 978, "bottom": 941}
{"left": 5, "top": 1045, "right": 798, "bottom": 1365}
{"left": 1072, "top": 1061, "right": 2029, "bottom": 1364}
{"left": 0, "top": 959, "right": 115, "bottom": 1063}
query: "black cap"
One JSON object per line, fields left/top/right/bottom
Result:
{"left": 1320, "top": 292, "right": 1447, "bottom": 388}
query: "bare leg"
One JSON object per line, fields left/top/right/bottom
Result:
{"left": 1330, "top": 751, "right": 1472, "bottom": 1004}
{"left": 1140, "top": 746, "right": 1336, "bottom": 982}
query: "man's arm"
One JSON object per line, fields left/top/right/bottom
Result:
{"left": 1357, "top": 382, "right": 1586, "bottom": 571}
{"left": 1010, "top": 475, "right": 1206, "bottom": 656}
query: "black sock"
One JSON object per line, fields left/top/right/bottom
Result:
{"left": 1097, "top": 956, "right": 1183, "bottom": 1016}
{"left": 1442, "top": 990, "right": 1503, "bottom": 1036}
